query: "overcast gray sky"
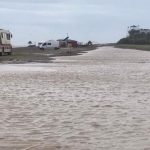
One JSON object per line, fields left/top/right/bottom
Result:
{"left": 1, "top": 0, "right": 150, "bottom": 45}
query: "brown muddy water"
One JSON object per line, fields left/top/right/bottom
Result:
{"left": 0, "top": 47, "right": 150, "bottom": 150}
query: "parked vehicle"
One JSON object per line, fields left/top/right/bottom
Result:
{"left": 0, "top": 29, "right": 13, "bottom": 55}
{"left": 39, "top": 40, "right": 59, "bottom": 50}
{"left": 37, "top": 42, "right": 43, "bottom": 48}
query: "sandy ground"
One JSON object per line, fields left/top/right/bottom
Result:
{"left": 0, "top": 47, "right": 150, "bottom": 150}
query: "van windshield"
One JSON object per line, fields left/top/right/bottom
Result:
{"left": 7, "top": 34, "right": 11, "bottom": 40}
{"left": 0, "top": 36, "right": 2, "bottom": 44}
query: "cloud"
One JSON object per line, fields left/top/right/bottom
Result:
{"left": 1, "top": 0, "right": 150, "bottom": 45}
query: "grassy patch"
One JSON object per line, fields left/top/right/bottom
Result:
{"left": 0, "top": 46, "right": 97, "bottom": 63}
{"left": 115, "top": 44, "right": 150, "bottom": 51}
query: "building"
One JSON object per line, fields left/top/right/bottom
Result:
{"left": 57, "top": 39, "right": 67, "bottom": 47}
{"left": 129, "top": 25, "right": 150, "bottom": 34}
{"left": 129, "top": 25, "right": 140, "bottom": 31}
{"left": 139, "top": 29, "right": 150, "bottom": 34}
{"left": 57, "top": 38, "right": 78, "bottom": 48}
{"left": 67, "top": 40, "right": 78, "bottom": 48}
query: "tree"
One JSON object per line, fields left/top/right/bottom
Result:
{"left": 28, "top": 41, "right": 32, "bottom": 45}
{"left": 87, "top": 41, "right": 92, "bottom": 46}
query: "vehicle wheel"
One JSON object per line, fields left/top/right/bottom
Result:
{"left": 2, "top": 48, "right": 4, "bottom": 56}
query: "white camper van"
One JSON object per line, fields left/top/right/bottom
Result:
{"left": 0, "top": 29, "right": 13, "bottom": 55}
{"left": 39, "top": 40, "right": 59, "bottom": 50}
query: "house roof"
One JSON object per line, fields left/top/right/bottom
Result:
{"left": 67, "top": 39, "right": 77, "bottom": 42}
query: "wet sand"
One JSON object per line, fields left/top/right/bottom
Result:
{"left": 0, "top": 47, "right": 150, "bottom": 150}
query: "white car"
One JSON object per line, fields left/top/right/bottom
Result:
{"left": 39, "top": 40, "right": 59, "bottom": 50}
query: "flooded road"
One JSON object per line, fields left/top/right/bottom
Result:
{"left": 1, "top": 47, "right": 150, "bottom": 150}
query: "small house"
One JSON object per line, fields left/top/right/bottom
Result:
{"left": 67, "top": 39, "right": 78, "bottom": 48}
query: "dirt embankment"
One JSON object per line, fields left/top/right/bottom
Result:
{"left": 0, "top": 46, "right": 97, "bottom": 64}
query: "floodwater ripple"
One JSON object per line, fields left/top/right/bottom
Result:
{"left": 0, "top": 47, "right": 150, "bottom": 150}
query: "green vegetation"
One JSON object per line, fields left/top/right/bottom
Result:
{"left": 115, "top": 44, "right": 150, "bottom": 51}
{"left": 0, "top": 46, "right": 97, "bottom": 63}
{"left": 117, "top": 29, "right": 150, "bottom": 45}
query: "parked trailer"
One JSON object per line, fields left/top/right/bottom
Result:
{"left": 39, "top": 40, "right": 60, "bottom": 50}
{"left": 0, "top": 29, "right": 13, "bottom": 56}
